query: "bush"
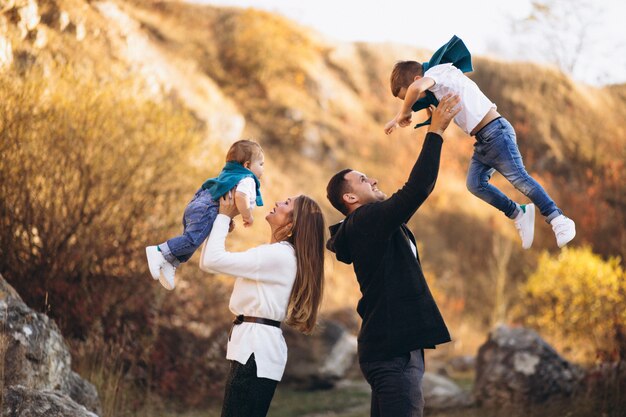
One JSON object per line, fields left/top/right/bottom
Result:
{"left": 0, "top": 68, "right": 203, "bottom": 339}
{"left": 518, "top": 247, "right": 626, "bottom": 361}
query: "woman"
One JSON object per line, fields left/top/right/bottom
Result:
{"left": 199, "top": 192, "right": 325, "bottom": 417}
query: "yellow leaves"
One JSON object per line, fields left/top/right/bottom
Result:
{"left": 519, "top": 246, "right": 625, "bottom": 361}
{"left": 0, "top": 66, "right": 208, "bottom": 282}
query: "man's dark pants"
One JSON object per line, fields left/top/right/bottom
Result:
{"left": 359, "top": 349, "right": 425, "bottom": 417}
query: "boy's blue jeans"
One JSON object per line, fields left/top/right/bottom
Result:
{"left": 467, "top": 117, "right": 561, "bottom": 221}
{"left": 159, "top": 188, "right": 218, "bottom": 267}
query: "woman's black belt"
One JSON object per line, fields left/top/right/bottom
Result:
{"left": 229, "top": 314, "right": 282, "bottom": 340}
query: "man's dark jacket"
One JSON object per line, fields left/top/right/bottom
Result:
{"left": 327, "top": 133, "right": 451, "bottom": 363}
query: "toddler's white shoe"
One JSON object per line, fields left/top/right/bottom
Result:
{"left": 146, "top": 246, "right": 165, "bottom": 280}
{"left": 514, "top": 204, "right": 535, "bottom": 249}
{"left": 550, "top": 215, "right": 576, "bottom": 248}
{"left": 159, "top": 262, "right": 176, "bottom": 291}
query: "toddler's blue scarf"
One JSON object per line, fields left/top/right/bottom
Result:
{"left": 202, "top": 161, "right": 264, "bottom": 206}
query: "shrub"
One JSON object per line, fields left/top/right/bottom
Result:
{"left": 0, "top": 68, "right": 203, "bottom": 339}
{"left": 518, "top": 247, "right": 626, "bottom": 361}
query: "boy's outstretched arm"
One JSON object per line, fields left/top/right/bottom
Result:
{"left": 384, "top": 77, "right": 436, "bottom": 135}
{"left": 235, "top": 191, "right": 253, "bottom": 227}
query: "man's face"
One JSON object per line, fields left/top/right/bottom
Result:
{"left": 343, "top": 170, "right": 386, "bottom": 207}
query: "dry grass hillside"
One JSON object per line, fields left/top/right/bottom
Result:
{"left": 116, "top": 0, "right": 626, "bottom": 313}
{"left": 1, "top": 0, "right": 625, "bottom": 412}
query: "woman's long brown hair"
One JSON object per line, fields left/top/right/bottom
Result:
{"left": 282, "top": 196, "right": 325, "bottom": 334}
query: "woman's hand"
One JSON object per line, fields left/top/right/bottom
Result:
{"left": 219, "top": 189, "right": 240, "bottom": 219}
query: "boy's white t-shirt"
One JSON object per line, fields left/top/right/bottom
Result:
{"left": 235, "top": 177, "right": 257, "bottom": 208}
{"left": 424, "top": 63, "right": 496, "bottom": 135}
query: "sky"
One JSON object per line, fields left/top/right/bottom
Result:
{"left": 189, "top": 0, "right": 626, "bottom": 86}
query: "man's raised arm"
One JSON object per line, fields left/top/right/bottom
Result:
{"left": 357, "top": 94, "right": 461, "bottom": 236}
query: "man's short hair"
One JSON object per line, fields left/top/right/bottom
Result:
{"left": 326, "top": 169, "right": 353, "bottom": 216}
{"left": 390, "top": 61, "right": 423, "bottom": 97}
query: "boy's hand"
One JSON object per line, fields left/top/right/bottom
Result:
{"left": 397, "top": 110, "right": 412, "bottom": 127}
{"left": 384, "top": 118, "right": 399, "bottom": 135}
{"left": 385, "top": 111, "right": 413, "bottom": 134}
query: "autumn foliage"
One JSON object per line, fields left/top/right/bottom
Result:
{"left": 519, "top": 247, "right": 626, "bottom": 362}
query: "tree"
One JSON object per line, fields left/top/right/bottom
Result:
{"left": 508, "top": 0, "right": 623, "bottom": 84}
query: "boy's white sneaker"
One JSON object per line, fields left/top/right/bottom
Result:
{"left": 159, "top": 262, "right": 176, "bottom": 291}
{"left": 550, "top": 215, "right": 576, "bottom": 248}
{"left": 514, "top": 204, "right": 535, "bottom": 249}
{"left": 146, "top": 246, "right": 165, "bottom": 280}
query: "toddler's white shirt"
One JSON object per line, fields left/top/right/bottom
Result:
{"left": 199, "top": 214, "right": 297, "bottom": 381}
{"left": 236, "top": 177, "right": 257, "bottom": 208}
{"left": 424, "top": 63, "right": 496, "bottom": 135}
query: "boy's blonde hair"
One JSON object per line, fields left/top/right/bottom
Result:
{"left": 226, "top": 139, "right": 263, "bottom": 164}
{"left": 390, "top": 61, "right": 423, "bottom": 97}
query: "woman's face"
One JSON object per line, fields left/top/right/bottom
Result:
{"left": 265, "top": 196, "right": 298, "bottom": 228}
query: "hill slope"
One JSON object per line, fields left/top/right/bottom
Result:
{"left": 2, "top": 0, "right": 625, "bottom": 334}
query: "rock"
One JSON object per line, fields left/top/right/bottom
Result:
{"left": 282, "top": 320, "right": 357, "bottom": 389}
{"left": 423, "top": 372, "right": 474, "bottom": 409}
{"left": 0, "top": 274, "right": 102, "bottom": 415}
{"left": 324, "top": 308, "right": 360, "bottom": 335}
{"left": 448, "top": 355, "right": 476, "bottom": 373}
{"left": 75, "top": 20, "right": 85, "bottom": 41}
{"left": 474, "top": 325, "right": 584, "bottom": 407}
{"left": 2, "top": 385, "right": 99, "bottom": 417}
{"left": 59, "top": 11, "right": 70, "bottom": 31}
{"left": 94, "top": 1, "right": 245, "bottom": 144}
{"left": 0, "top": 31, "right": 13, "bottom": 69}
{"left": 65, "top": 372, "right": 101, "bottom": 415}
{"left": 17, "top": 0, "right": 40, "bottom": 39}
{"left": 33, "top": 26, "right": 46, "bottom": 48}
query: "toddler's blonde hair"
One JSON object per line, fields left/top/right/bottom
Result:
{"left": 226, "top": 139, "right": 263, "bottom": 164}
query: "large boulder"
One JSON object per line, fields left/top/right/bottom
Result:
{"left": 474, "top": 325, "right": 584, "bottom": 407}
{"left": 0, "top": 274, "right": 101, "bottom": 416}
{"left": 282, "top": 320, "right": 357, "bottom": 389}
{"left": 2, "top": 386, "right": 99, "bottom": 417}
{"left": 423, "top": 372, "right": 474, "bottom": 409}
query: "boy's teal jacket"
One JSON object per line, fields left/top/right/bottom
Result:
{"left": 201, "top": 161, "right": 264, "bottom": 206}
{"left": 412, "top": 35, "right": 473, "bottom": 128}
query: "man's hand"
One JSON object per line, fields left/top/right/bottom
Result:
{"left": 428, "top": 94, "right": 461, "bottom": 137}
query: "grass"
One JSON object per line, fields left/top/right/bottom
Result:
{"left": 139, "top": 373, "right": 624, "bottom": 417}
{"left": 139, "top": 381, "right": 371, "bottom": 417}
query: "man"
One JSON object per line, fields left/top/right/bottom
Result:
{"left": 326, "top": 94, "right": 461, "bottom": 417}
